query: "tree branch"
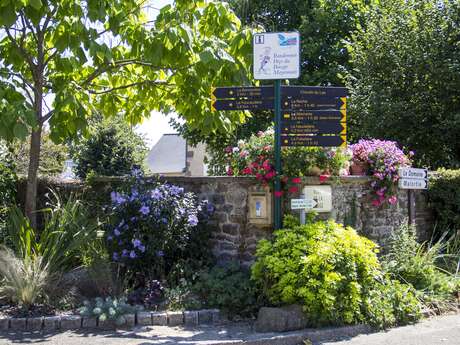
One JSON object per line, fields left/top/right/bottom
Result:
{"left": 0, "top": 70, "right": 36, "bottom": 91}
{"left": 87, "top": 80, "right": 173, "bottom": 95}
{"left": 41, "top": 110, "right": 54, "bottom": 123}
{"left": 4, "top": 27, "right": 36, "bottom": 73}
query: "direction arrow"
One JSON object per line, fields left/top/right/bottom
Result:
{"left": 398, "top": 178, "right": 428, "bottom": 190}
{"left": 291, "top": 198, "right": 317, "bottom": 210}
{"left": 281, "top": 121, "right": 346, "bottom": 135}
{"left": 282, "top": 97, "right": 346, "bottom": 111}
{"left": 282, "top": 86, "right": 347, "bottom": 99}
{"left": 211, "top": 98, "right": 274, "bottom": 111}
{"left": 212, "top": 86, "right": 274, "bottom": 99}
{"left": 281, "top": 135, "right": 347, "bottom": 147}
{"left": 283, "top": 109, "right": 346, "bottom": 123}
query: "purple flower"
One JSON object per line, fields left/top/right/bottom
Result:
{"left": 151, "top": 188, "right": 162, "bottom": 200}
{"left": 112, "top": 252, "right": 119, "bottom": 261}
{"left": 156, "top": 250, "right": 164, "bottom": 257}
{"left": 114, "top": 229, "right": 121, "bottom": 236}
{"left": 169, "top": 185, "right": 184, "bottom": 195}
{"left": 107, "top": 235, "right": 113, "bottom": 241}
{"left": 122, "top": 249, "right": 129, "bottom": 257}
{"left": 129, "top": 250, "right": 137, "bottom": 259}
{"left": 161, "top": 217, "right": 168, "bottom": 224}
{"left": 110, "top": 191, "right": 126, "bottom": 205}
{"left": 188, "top": 214, "right": 198, "bottom": 226}
{"left": 139, "top": 205, "right": 150, "bottom": 215}
{"left": 132, "top": 238, "right": 142, "bottom": 248}
{"left": 138, "top": 245, "right": 146, "bottom": 253}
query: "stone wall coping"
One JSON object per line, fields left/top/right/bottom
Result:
{"left": 0, "top": 309, "right": 220, "bottom": 333}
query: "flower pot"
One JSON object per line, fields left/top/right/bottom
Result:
{"left": 350, "top": 161, "right": 368, "bottom": 176}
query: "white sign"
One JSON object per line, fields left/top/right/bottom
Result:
{"left": 253, "top": 32, "right": 300, "bottom": 80}
{"left": 399, "top": 168, "right": 428, "bottom": 180}
{"left": 291, "top": 198, "right": 317, "bottom": 210}
{"left": 302, "top": 185, "right": 333, "bottom": 212}
{"left": 398, "top": 178, "right": 428, "bottom": 190}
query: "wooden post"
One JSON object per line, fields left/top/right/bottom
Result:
{"left": 408, "top": 189, "right": 416, "bottom": 226}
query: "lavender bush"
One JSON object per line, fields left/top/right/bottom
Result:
{"left": 106, "top": 169, "right": 214, "bottom": 280}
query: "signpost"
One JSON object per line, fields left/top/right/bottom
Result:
{"left": 398, "top": 167, "right": 428, "bottom": 226}
{"left": 211, "top": 31, "right": 347, "bottom": 229}
{"left": 291, "top": 198, "right": 317, "bottom": 210}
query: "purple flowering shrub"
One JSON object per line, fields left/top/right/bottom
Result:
{"left": 350, "top": 139, "right": 413, "bottom": 206}
{"left": 106, "top": 170, "right": 214, "bottom": 280}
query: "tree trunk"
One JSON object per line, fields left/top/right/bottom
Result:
{"left": 24, "top": 123, "right": 42, "bottom": 229}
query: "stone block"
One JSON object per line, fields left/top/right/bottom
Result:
{"left": 27, "top": 317, "right": 43, "bottom": 331}
{"left": 60, "top": 315, "right": 81, "bottom": 330}
{"left": 151, "top": 312, "right": 167, "bottom": 326}
{"left": 212, "top": 194, "right": 225, "bottom": 205}
{"left": 221, "top": 204, "right": 233, "bottom": 213}
{"left": 125, "top": 314, "right": 135, "bottom": 328}
{"left": 43, "top": 316, "right": 60, "bottom": 331}
{"left": 184, "top": 311, "right": 198, "bottom": 326}
{"left": 81, "top": 317, "right": 97, "bottom": 328}
{"left": 255, "top": 305, "right": 308, "bottom": 333}
{"left": 137, "top": 311, "right": 152, "bottom": 326}
{"left": 0, "top": 318, "right": 9, "bottom": 331}
{"left": 198, "top": 309, "right": 219, "bottom": 324}
{"left": 9, "top": 318, "right": 26, "bottom": 331}
{"left": 97, "top": 319, "right": 116, "bottom": 330}
{"left": 167, "top": 311, "right": 184, "bottom": 326}
{"left": 222, "top": 223, "right": 239, "bottom": 236}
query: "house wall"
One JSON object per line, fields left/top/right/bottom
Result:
{"left": 18, "top": 176, "right": 433, "bottom": 267}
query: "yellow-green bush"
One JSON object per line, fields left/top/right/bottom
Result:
{"left": 251, "top": 220, "right": 421, "bottom": 327}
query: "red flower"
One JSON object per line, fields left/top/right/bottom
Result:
{"left": 319, "top": 174, "right": 330, "bottom": 183}
{"left": 274, "top": 191, "right": 284, "bottom": 198}
{"left": 265, "top": 171, "right": 275, "bottom": 179}
{"left": 288, "top": 186, "right": 299, "bottom": 193}
{"left": 255, "top": 173, "right": 263, "bottom": 180}
{"left": 372, "top": 199, "right": 381, "bottom": 207}
{"left": 292, "top": 177, "right": 302, "bottom": 184}
{"left": 227, "top": 167, "right": 233, "bottom": 176}
{"left": 242, "top": 167, "right": 252, "bottom": 175}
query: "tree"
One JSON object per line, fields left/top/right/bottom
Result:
{"left": 346, "top": 0, "right": 460, "bottom": 169}
{"left": 72, "top": 116, "right": 147, "bottom": 178}
{"left": 0, "top": 0, "right": 252, "bottom": 227}
{"left": 178, "top": 0, "right": 373, "bottom": 173}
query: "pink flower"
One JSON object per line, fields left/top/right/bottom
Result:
{"left": 242, "top": 167, "right": 252, "bottom": 175}
{"left": 292, "top": 177, "right": 302, "bottom": 184}
{"left": 319, "top": 175, "right": 330, "bottom": 183}
{"left": 225, "top": 146, "right": 233, "bottom": 153}
{"left": 227, "top": 167, "right": 233, "bottom": 176}
{"left": 265, "top": 171, "right": 276, "bottom": 179}
{"left": 372, "top": 199, "right": 381, "bottom": 207}
{"left": 388, "top": 196, "right": 398, "bottom": 205}
{"left": 263, "top": 145, "right": 271, "bottom": 151}
{"left": 239, "top": 150, "right": 248, "bottom": 158}
{"left": 274, "top": 191, "right": 283, "bottom": 198}
{"left": 257, "top": 131, "right": 264, "bottom": 137}
{"left": 288, "top": 186, "right": 299, "bottom": 193}
{"left": 255, "top": 173, "right": 263, "bottom": 180}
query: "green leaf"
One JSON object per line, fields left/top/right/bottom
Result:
{"left": 13, "top": 123, "right": 28, "bottom": 140}
{"left": 0, "top": 6, "right": 17, "bottom": 26}
{"left": 27, "top": 0, "right": 41, "bottom": 10}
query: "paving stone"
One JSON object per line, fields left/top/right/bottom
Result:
{"left": 81, "top": 317, "right": 97, "bottom": 328}
{"left": 27, "top": 317, "right": 43, "bottom": 331}
{"left": 43, "top": 316, "right": 60, "bottom": 330}
{"left": 125, "top": 314, "right": 135, "bottom": 328}
{"left": 167, "top": 311, "right": 184, "bottom": 326}
{"left": 198, "top": 310, "right": 213, "bottom": 324}
{"left": 184, "top": 311, "right": 198, "bottom": 326}
{"left": 60, "top": 315, "right": 81, "bottom": 330}
{"left": 137, "top": 312, "right": 152, "bottom": 326}
{"left": 0, "top": 318, "right": 9, "bottom": 331}
{"left": 9, "top": 318, "right": 26, "bottom": 331}
{"left": 151, "top": 312, "right": 167, "bottom": 326}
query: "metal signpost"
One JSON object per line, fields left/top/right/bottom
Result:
{"left": 398, "top": 167, "right": 428, "bottom": 225}
{"left": 211, "top": 31, "right": 347, "bottom": 229}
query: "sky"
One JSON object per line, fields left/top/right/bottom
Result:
{"left": 134, "top": 0, "right": 176, "bottom": 149}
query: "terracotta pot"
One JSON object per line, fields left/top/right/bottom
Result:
{"left": 350, "top": 161, "right": 368, "bottom": 176}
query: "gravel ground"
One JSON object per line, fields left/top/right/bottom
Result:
{"left": 0, "top": 313, "right": 458, "bottom": 345}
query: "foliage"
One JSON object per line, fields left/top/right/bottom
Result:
{"left": 0, "top": 246, "right": 49, "bottom": 310}
{"left": 0, "top": 144, "right": 17, "bottom": 242}
{"left": 382, "top": 224, "right": 459, "bottom": 311}
{"left": 164, "top": 278, "right": 202, "bottom": 311}
{"left": 9, "top": 131, "right": 68, "bottom": 176}
{"left": 0, "top": 0, "right": 253, "bottom": 225}
{"left": 346, "top": 0, "right": 460, "bottom": 169}
{"left": 128, "top": 280, "right": 165, "bottom": 310}
{"left": 428, "top": 169, "right": 460, "bottom": 239}
{"left": 350, "top": 139, "right": 412, "bottom": 206}
{"left": 72, "top": 116, "right": 147, "bottom": 178}
{"left": 79, "top": 297, "right": 138, "bottom": 325}
{"left": 106, "top": 169, "right": 214, "bottom": 281}
{"left": 251, "top": 220, "right": 422, "bottom": 327}
{"left": 192, "top": 263, "right": 261, "bottom": 317}
{"left": 225, "top": 128, "right": 351, "bottom": 194}
{"left": 6, "top": 192, "right": 98, "bottom": 274}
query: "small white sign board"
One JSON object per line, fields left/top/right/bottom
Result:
{"left": 253, "top": 32, "right": 300, "bottom": 80}
{"left": 302, "top": 185, "right": 333, "bottom": 213}
{"left": 398, "top": 168, "right": 428, "bottom": 179}
{"left": 398, "top": 178, "right": 427, "bottom": 190}
{"left": 291, "top": 198, "right": 317, "bottom": 210}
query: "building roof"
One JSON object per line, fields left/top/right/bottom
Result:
{"left": 146, "top": 134, "right": 186, "bottom": 174}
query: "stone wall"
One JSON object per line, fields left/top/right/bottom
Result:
{"left": 17, "top": 176, "right": 433, "bottom": 266}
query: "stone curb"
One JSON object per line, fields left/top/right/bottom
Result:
{"left": 0, "top": 309, "right": 220, "bottom": 333}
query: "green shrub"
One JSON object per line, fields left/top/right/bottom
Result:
{"left": 0, "top": 145, "right": 17, "bottom": 243}
{"left": 383, "top": 223, "right": 459, "bottom": 311}
{"left": 251, "top": 220, "right": 422, "bottom": 327}
{"left": 79, "top": 297, "right": 138, "bottom": 325}
{"left": 428, "top": 169, "right": 460, "bottom": 238}
{"left": 191, "top": 263, "right": 262, "bottom": 317}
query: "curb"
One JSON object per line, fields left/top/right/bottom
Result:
{"left": 0, "top": 309, "right": 220, "bottom": 333}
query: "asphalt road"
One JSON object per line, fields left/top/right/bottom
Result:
{"left": 0, "top": 313, "right": 458, "bottom": 345}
